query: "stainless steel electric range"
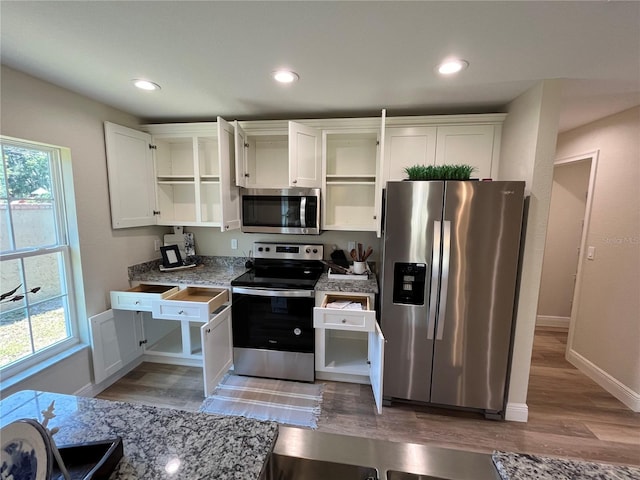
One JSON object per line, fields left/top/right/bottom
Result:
{"left": 230, "top": 242, "right": 324, "bottom": 382}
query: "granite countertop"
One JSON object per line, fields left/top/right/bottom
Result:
{"left": 128, "top": 256, "right": 249, "bottom": 288}
{"left": 492, "top": 451, "right": 640, "bottom": 480}
{"left": 1, "top": 390, "right": 278, "bottom": 479}
{"left": 128, "top": 256, "right": 379, "bottom": 295}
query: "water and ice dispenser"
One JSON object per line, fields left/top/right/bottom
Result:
{"left": 392, "top": 263, "right": 427, "bottom": 305}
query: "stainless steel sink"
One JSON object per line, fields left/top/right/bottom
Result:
{"left": 265, "top": 453, "right": 378, "bottom": 480}
{"left": 268, "top": 427, "right": 501, "bottom": 480}
{"left": 387, "top": 471, "right": 448, "bottom": 480}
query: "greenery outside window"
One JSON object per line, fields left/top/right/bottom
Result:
{"left": 1, "top": 137, "right": 79, "bottom": 378}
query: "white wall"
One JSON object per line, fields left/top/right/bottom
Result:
{"left": 498, "top": 79, "right": 563, "bottom": 421}
{"left": 555, "top": 106, "right": 640, "bottom": 411}
{"left": 1, "top": 66, "right": 164, "bottom": 396}
{"left": 537, "top": 160, "right": 590, "bottom": 320}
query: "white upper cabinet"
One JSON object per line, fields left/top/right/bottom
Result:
{"left": 289, "top": 121, "right": 322, "bottom": 188}
{"left": 321, "top": 113, "right": 385, "bottom": 235}
{"left": 234, "top": 120, "right": 321, "bottom": 188}
{"left": 383, "top": 126, "right": 437, "bottom": 182}
{"left": 104, "top": 119, "right": 240, "bottom": 230}
{"left": 104, "top": 122, "right": 157, "bottom": 229}
{"left": 381, "top": 115, "right": 505, "bottom": 183}
{"left": 434, "top": 124, "right": 499, "bottom": 180}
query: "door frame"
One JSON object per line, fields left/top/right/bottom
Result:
{"left": 554, "top": 151, "right": 599, "bottom": 357}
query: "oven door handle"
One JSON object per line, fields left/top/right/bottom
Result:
{"left": 232, "top": 287, "right": 315, "bottom": 298}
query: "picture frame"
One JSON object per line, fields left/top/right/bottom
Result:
{"left": 160, "top": 245, "right": 183, "bottom": 268}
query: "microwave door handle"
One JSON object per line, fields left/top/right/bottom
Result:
{"left": 299, "top": 196, "right": 306, "bottom": 228}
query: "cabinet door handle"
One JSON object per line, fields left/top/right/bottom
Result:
{"left": 135, "top": 300, "right": 140, "bottom": 305}
{"left": 292, "top": 179, "right": 297, "bottom": 184}
{"left": 178, "top": 310, "right": 185, "bottom": 315}
{"left": 341, "top": 319, "right": 347, "bottom": 323}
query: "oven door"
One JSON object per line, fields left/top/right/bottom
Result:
{"left": 232, "top": 288, "right": 315, "bottom": 352}
{"left": 232, "top": 287, "right": 316, "bottom": 381}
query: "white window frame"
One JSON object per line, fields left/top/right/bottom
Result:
{"left": 0, "top": 136, "right": 80, "bottom": 379}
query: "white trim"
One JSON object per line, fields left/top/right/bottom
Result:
{"left": 566, "top": 349, "right": 640, "bottom": 412}
{"left": 504, "top": 402, "right": 528, "bottom": 422}
{"left": 561, "top": 151, "right": 599, "bottom": 370}
{"left": 536, "top": 315, "right": 570, "bottom": 328}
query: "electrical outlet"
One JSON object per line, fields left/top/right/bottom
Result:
{"left": 154, "top": 239, "right": 161, "bottom": 251}
{"left": 231, "top": 238, "right": 238, "bottom": 250}
{"left": 347, "top": 241, "right": 356, "bottom": 253}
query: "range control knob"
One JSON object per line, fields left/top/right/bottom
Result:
{"left": 258, "top": 247, "right": 263, "bottom": 252}
{"left": 313, "top": 248, "right": 318, "bottom": 253}
{"left": 293, "top": 328, "right": 302, "bottom": 336}
{"left": 265, "top": 247, "right": 270, "bottom": 252}
{"left": 305, "top": 248, "right": 311, "bottom": 253}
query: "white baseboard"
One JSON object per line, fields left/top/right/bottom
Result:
{"left": 567, "top": 348, "right": 640, "bottom": 412}
{"left": 504, "top": 402, "right": 528, "bottom": 422}
{"left": 536, "top": 315, "right": 570, "bottom": 328}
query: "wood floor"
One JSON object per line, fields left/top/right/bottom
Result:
{"left": 97, "top": 327, "right": 640, "bottom": 467}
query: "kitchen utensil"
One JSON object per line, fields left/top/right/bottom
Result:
{"left": 350, "top": 249, "right": 358, "bottom": 261}
{"left": 321, "top": 260, "right": 351, "bottom": 274}
{"left": 358, "top": 243, "right": 363, "bottom": 261}
{"left": 362, "top": 246, "right": 373, "bottom": 261}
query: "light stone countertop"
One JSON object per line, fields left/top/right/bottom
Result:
{"left": 1, "top": 390, "right": 278, "bottom": 480}
{"left": 492, "top": 451, "right": 640, "bottom": 480}
{"left": 128, "top": 256, "right": 379, "bottom": 295}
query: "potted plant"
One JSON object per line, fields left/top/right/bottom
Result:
{"left": 404, "top": 164, "right": 476, "bottom": 180}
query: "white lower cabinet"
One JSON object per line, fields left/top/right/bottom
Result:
{"left": 96, "top": 284, "right": 232, "bottom": 395}
{"left": 89, "top": 309, "right": 144, "bottom": 385}
{"left": 314, "top": 291, "right": 385, "bottom": 414}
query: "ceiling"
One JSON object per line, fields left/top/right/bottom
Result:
{"left": 2, "top": 1, "right": 639, "bottom": 132}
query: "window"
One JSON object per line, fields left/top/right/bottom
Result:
{"left": 1, "top": 137, "right": 78, "bottom": 377}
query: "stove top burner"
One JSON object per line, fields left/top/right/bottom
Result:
{"left": 231, "top": 242, "right": 325, "bottom": 290}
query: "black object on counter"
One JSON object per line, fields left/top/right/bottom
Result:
{"left": 330, "top": 249, "right": 350, "bottom": 268}
{"left": 51, "top": 437, "right": 123, "bottom": 480}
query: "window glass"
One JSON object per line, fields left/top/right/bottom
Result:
{"left": 0, "top": 138, "right": 77, "bottom": 373}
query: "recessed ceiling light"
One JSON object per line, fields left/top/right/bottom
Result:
{"left": 132, "top": 79, "right": 161, "bottom": 91}
{"left": 273, "top": 70, "right": 299, "bottom": 83}
{"left": 437, "top": 59, "right": 469, "bottom": 75}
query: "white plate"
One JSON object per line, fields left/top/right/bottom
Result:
{"left": 1, "top": 419, "right": 52, "bottom": 480}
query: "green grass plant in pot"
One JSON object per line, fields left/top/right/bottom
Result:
{"left": 404, "top": 164, "right": 476, "bottom": 180}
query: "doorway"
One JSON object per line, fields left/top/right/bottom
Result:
{"left": 537, "top": 154, "right": 595, "bottom": 329}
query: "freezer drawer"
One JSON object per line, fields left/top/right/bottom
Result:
{"left": 110, "top": 284, "right": 179, "bottom": 312}
{"left": 152, "top": 287, "right": 229, "bottom": 322}
{"left": 313, "top": 294, "right": 375, "bottom": 332}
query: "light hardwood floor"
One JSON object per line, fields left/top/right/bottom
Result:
{"left": 97, "top": 327, "right": 640, "bottom": 467}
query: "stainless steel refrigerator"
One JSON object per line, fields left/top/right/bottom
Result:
{"left": 380, "top": 180, "right": 525, "bottom": 418}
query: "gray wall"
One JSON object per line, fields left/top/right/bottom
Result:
{"left": 1, "top": 66, "right": 163, "bottom": 397}
{"left": 555, "top": 106, "right": 640, "bottom": 410}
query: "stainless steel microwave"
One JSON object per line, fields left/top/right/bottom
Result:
{"left": 240, "top": 188, "right": 321, "bottom": 235}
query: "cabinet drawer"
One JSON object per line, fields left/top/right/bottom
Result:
{"left": 152, "top": 287, "right": 229, "bottom": 322}
{"left": 110, "top": 284, "right": 179, "bottom": 311}
{"left": 314, "top": 294, "right": 376, "bottom": 332}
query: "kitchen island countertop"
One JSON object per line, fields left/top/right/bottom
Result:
{"left": 0, "top": 390, "right": 278, "bottom": 479}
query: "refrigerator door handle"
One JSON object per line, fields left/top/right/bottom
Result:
{"left": 436, "top": 220, "right": 451, "bottom": 340}
{"left": 427, "top": 220, "right": 442, "bottom": 340}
